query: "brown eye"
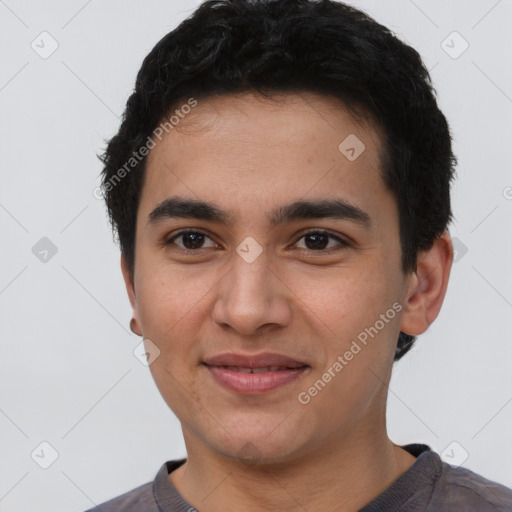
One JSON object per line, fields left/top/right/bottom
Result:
{"left": 165, "top": 230, "right": 218, "bottom": 252}
{"left": 294, "top": 231, "right": 349, "bottom": 252}
{"left": 178, "top": 232, "right": 206, "bottom": 249}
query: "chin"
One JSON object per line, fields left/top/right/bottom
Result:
{"left": 208, "top": 428, "right": 310, "bottom": 468}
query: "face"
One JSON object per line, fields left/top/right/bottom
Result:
{"left": 124, "top": 92, "right": 417, "bottom": 464}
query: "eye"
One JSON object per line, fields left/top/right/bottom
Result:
{"left": 293, "top": 230, "right": 350, "bottom": 253}
{"left": 164, "top": 229, "right": 350, "bottom": 256}
{"left": 165, "top": 229, "right": 218, "bottom": 254}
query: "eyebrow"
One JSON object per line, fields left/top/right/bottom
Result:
{"left": 148, "top": 196, "right": 371, "bottom": 229}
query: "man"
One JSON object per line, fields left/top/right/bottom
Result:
{"left": 88, "top": 0, "right": 512, "bottom": 510}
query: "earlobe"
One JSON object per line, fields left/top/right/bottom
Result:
{"left": 399, "top": 231, "right": 454, "bottom": 336}
{"left": 120, "top": 254, "right": 143, "bottom": 336}
{"left": 130, "top": 317, "right": 141, "bottom": 336}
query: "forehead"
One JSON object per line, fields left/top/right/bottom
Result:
{"left": 140, "top": 91, "right": 391, "bottom": 225}
{"left": 156, "top": 91, "right": 380, "bottom": 153}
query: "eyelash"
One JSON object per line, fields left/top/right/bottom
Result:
{"left": 164, "top": 229, "right": 350, "bottom": 256}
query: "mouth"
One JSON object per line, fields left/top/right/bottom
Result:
{"left": 202, "top": 352, "right": 310, "bottom": 394}
{"left": 209, "top": 365, "right": 306, "bottom": 373}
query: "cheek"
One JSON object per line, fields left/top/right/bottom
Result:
{"left": 286, "top": 263, "right": 400, "bottom": 334}
{"left": 135, "top": 270, "right": 210, "bottom": 418}
{"left": 286, "top": 263, "right": 403, "bottom": 396}
{"left": 133, "top": 274, "right": 206, "bottom": 392}
{"left": 136, "top": 259, "right": 217, "bottom": 331}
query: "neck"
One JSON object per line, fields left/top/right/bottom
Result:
{"left": 170, "top": 422, "right": 417, "bottom": 512}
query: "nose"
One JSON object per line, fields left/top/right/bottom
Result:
{"left": 211, "top": 248, "right": 292, "bottom": 337}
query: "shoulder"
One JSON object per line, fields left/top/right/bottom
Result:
{"left": 428, "top": 461, "right": 512, "bottom": 511}
{"left": 81, "top": 459, "right": 186, "bottom": 512}
{"left": 83, "top": 480, "right": 157, "bottom": 512}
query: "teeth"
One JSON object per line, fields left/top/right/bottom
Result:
{"left": 252, "top": 366, "right": 282, "bottom": 373}
{"left": 232, "top": 366, "right": 252, "bottom": 373}
{"left": 222, "top": 365, "right": 290, "bottom": 373}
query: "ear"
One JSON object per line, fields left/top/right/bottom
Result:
{"left": 400, "top": 231, "right": 454, "bottom": 336}
{"left": 121, "top": 253, "right": 142, "bottom": 336}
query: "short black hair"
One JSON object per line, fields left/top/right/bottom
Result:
{"left": 99, "top": 0, "right": 457, "bottom": 361}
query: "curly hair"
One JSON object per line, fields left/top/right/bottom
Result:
{"left": 98, "top": 0, "right": 457, "bottom": 361}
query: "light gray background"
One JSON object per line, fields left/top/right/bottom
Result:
{"left": 1, "top": 0, "right": 511, "bottom": 510}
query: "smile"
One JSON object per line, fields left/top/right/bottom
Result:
{"left": 203, "top": 364, "right": 309, "bottom": 394}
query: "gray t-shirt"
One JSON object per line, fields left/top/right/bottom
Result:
{"left": 84, "top": 444, "right": 512, "bottom": 511}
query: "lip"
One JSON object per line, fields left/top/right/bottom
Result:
{"left": 203, "top": 352, "right": 310, "bottom": 395}
{"left": 203, "top": 352, "right": 307, "bottom": 368}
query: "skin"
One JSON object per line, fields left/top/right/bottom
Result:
{"left": 121, "top": 91, "right": 453, "bottom": 512}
